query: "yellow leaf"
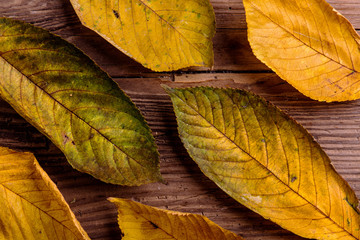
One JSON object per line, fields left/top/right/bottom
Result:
{"left": 165, "top": 86, "right": 360, "bottom": 239}
{"left": 0, "top": 17, "right": 162, "bottom": 186}
{"left": 243, "top": 0, "right": 360, "bottom": 102}
{"left": 70, "top": 0, "right": 216, "bottom": 71}
{"left": 0, "top": 147, "right": 89, "bottom": 240}
{"left": 108, "top": 197, "right": 244, "bottom": 239}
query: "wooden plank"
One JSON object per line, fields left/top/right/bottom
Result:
{"left": 65, "top": 76, "right": 360, "bottom": 239}
{"left": 1, "top": 0, "right": 359, "bottom": 74}
{"left": 212, "top": 0, "right": 360, "bottom": 29}
{"left": 1, "top": 0, "right": 360, "bottom": 30}
{"left": 0, "top": 73, "right": 359, "bottom": 239}
{"left": 1, "top": 0, "right": 360, "bottom": 240}
{"left": 0, "top": 0, "right": 359, "bottom": 73}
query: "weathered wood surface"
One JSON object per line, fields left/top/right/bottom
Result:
{"left": 1, "top": 0, "right": 360, "bottom": 239}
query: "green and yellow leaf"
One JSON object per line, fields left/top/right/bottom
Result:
{"left": 70, "top": 0, "right": 216, "bottom": 71}
{"left": 244, "top": 0, "right": 360, "bottom": 102}
{"left": 108, "top": 197, "right": 244, "bottom": 239}
{"left": 165, "top": 86, "right": 360, "bottom": 239}
{"left": 0, "top": 147, "right": 89, "bottom": 240}
{"left": 0, "top": 17, "right": 162, "bottom": 186}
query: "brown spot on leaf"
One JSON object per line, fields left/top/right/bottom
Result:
{"left": 112, "top": 10, "right": 119, "bottom": 19}
{"left": 89, "top": 133, "right": 95, "bottom": 140}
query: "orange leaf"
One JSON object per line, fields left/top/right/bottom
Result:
{"left": 244, "top": 0, "right": 360, "bottom": 102}
{"left": 108, "top": 197, "right": 244, "bottom": 239}
{"left": 0, "top": 147, "right": 89, "bottom": 240}
{"left": 165, "top": 86, "right": 360, "bottom": 239}
{"left": 70, "top": 0, "right": 216, "bottom": 71}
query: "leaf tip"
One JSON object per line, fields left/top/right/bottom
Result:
{"left": 108, "top": 197, "right": 130, "bottom": 212}
{"left": 107, "top": 197, "right": 130, "bottom": 209}
{"left": 161, "top": 84, "right": 174, "bottom": 95}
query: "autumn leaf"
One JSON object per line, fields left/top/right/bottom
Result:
{"left": 69, "top": 0, "right": 216, "bottom": 72}
{"left": 243, "top": 0, "right": 360, "bottom": 102}
{"left": 108, "top": 197, "right": 244, "bottom": 239}
{"left": 0, "top": 17, "right": 162, "bottom": 186}
{"left": 0, "top": 147, "right": 89, "bottom": 240}
{"left": 165, "top": 85, "right": 360, "bottom": 239}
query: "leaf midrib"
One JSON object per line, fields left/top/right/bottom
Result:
{"left": 125, "top": 208, "right": 176, "bottom": 239}
{"left": 1, "top": 177, "right": 79, "bottom": 238}
{"left": 0, "top": 54, "right": 146, "bottom": 169}
{"left": 136, "top": 0, "right": 209, "bottom": 58}
{"left": 172, "top": 89, "right": 358, "bottom": 239}
{"left": 248, "top": 1, "right": 359, "bottom": 74}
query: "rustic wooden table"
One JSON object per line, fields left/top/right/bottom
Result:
{"left": 1, "top": 0, "right": 360, "bottom": 239}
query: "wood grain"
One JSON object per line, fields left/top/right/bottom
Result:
{"left": 1, "top": 0, "right": 360, "bottom": 239}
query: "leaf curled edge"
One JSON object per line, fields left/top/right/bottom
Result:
{"left": 108, "top": 197, "right": 244, "bottom": 240}
{"left": 0, "top": 147, "right": 89, "bottom": 240}
{"left": 70, "top": 0, "right": 216, "bottom": 71}
{"left": 0, "top": 17, "right": 162, "bottom": 186}
{"left": 165, "top": 85, "right": 360, "bottom": 239}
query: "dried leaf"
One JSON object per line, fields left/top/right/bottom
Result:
{"left": 108, "top": 197, "right": 243, "bottom": 239}
{"left": 243, "top": 0, "right": 360, "bottom": 102}
{"left": 0, "top": 17, "right": 162, "bottom": 186}
{"left": 0, "top": 147, "right": 89, "bottom": 240}
{"left": 165, "top": 85, "right": 360, "bottom": 239}
{"left": 70, "top": 0, "right": 216, "bottom": 71}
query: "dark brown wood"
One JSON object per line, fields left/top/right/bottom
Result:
{"left": 1, "top": 0, "right": 360, "bottom": 239}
